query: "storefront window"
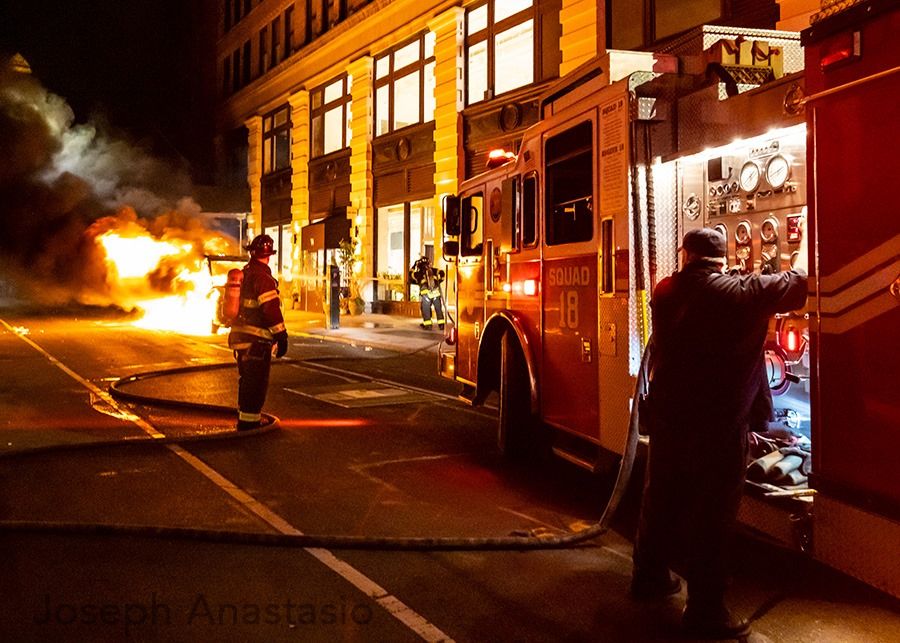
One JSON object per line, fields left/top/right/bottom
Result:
{"left": 262, "top": 105, "right": 291, "bottom": 175}
{"left": 375, "top": 200, "right": 435, "bottom": 301}
{"left": 311, "top": 74, "right": 352, "bottom": 158}
{"left": 373, "top": 32, "right": 436, "bottom": 137}
{"left": 465, "top": 0, "right": 535, "bottom": 105}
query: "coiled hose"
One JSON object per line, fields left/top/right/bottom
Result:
{"left": 0, "top": 348, "right": 651, "bottom": 551}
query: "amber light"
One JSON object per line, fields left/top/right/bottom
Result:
{"left": 523, "top": 279, "right": 537, "bottom": 296}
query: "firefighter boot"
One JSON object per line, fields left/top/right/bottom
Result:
{"left": 630, "top": 570, "right": 682, "bottom": 601}
{"left": 682, "top": 604, "right": 750, "bottom": 639}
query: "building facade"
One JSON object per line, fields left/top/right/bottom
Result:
{"left": 212, "top": 0, "right": 816, "bottom": 314}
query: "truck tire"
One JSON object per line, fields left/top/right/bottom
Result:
{"left": 498, "top": 329, "right": 543, "bottom": 458}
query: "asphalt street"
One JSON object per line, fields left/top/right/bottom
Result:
{"left": 1, "top": 307, "right": 899, "bottom": 642}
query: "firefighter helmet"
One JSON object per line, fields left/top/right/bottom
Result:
{"left": 246, "top": 234, "right": 276, "bottom": 258}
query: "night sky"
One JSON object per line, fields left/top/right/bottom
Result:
{"left": 0, "top": 1, "right": 215, "bottom": 178}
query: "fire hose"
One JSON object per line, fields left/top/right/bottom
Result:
{"left": 0, "top": 348, "right": 650, "bottom": 551}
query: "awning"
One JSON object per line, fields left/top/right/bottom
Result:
{"left": 301, "top": 216, "right": 351, "bottom": 252}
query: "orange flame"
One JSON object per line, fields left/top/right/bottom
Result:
{"left": 92, "top": 212, "right": 238, "bottom": 335}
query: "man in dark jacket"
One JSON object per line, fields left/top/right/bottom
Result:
{"left": 228, "top": 234, "right": 289, "bottom": 431}
{"left": 632, "top": 226, "right": 808, "bottom": 639}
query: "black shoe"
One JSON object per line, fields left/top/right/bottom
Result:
{"left": 630, "top": 574, "right": 682, "bottom": 601}
{"left": 682, "top": 605, "right": 750, "bottom": 639}
{"left": 438, "top": 324, "right": 445, "bottom": 330}
{"left": 419, "top": 322, "right": 430, "bottom": 329}
{"left": 236, "top": 420, "right": 262, "bottom": 431}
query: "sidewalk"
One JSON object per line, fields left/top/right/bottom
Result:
{"left": 283, "top": 308, "right": 447, "bottom": 353}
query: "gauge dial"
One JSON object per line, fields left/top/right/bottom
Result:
{"left": 765, "top": 155, "right": 791, "bottom": 189}
{"left": 739, "top": 162, "right": 761, "bottom": 192}
{"left": 735, "top": 221, "right": 752, "bottom": 245}
{"left": 761, "top": 218, "right": 778, "bottom": 243}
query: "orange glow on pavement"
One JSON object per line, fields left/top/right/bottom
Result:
{"left": 278, "top": 418, "right": 372, "bottom": 429}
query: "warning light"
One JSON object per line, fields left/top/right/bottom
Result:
{"left": 776, "top": 318, "right": 807, "bottom": 362}
{"left": 523, "top": 279, "right": 537, "bottom": 296}
{"left": 486, "top": 149, "right": 516, "bottom": 169}
{"left": 786, "top": 326, "right": 799, "bottom": 352}
{"left": 502, "top": 282, "right": 512, "bottom": 293}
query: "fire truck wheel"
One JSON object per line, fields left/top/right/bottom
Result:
{"left": 498, "top": 330, "right": 544, "bottom": 459}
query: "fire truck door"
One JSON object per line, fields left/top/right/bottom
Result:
{"left": 454, "top": 192, "right": 486, "bottom": 384}
{"left": 540, "top": 119, "right": 599, "bottom": 441}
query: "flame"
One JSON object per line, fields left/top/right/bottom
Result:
{"left": 93, "top": 216, "right": 237, "bottom": 335}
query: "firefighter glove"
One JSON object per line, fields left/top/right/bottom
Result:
{"left": 274, "top": 331, "right": 289, "bottom": 358}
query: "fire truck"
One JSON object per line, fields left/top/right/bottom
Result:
{"left": 438, "top": 2, "right": 899, "bottom": 597}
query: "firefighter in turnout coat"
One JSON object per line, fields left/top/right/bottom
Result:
{"left": 228, "top": 234, "right": 288, "bottom": 430}
{"left": 409, "top": 256, "right": 445, "bottom": 330}
{"left": 632, "top": 227, "right": 808, "bottom": 639}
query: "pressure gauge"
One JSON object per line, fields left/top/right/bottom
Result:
{"left": 765, "top": 155, "right": 791, "bottom": 189}
{"left": 735, "top": 221, "right": 752, "bottom": 245}
{"left": 760, "top": 218, "right": 778, "bottom": 243}
{"left": 739, "top": 161, "right": 761, "bottom": 192}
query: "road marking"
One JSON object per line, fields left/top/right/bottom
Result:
{"left": 1, "top": 319, "right": 454, "bottom": 642}
{"left": 0, "top": 319, "right": 165, "bottom": 439}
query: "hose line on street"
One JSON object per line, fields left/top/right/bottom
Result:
{"left": 0, "top": 347, "right": 651, "bottom": 551}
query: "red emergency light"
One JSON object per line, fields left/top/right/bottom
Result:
{"left": 486, "top": 149, "right": 516, "bottom": 169}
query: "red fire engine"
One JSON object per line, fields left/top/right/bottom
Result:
{"left": 439, "top": 2, "right": 899, "bottom": 597}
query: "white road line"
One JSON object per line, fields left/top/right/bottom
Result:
{"left": 2, "top": 319, "right": 454, "bottom": 643}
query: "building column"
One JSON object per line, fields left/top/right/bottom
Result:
{"left": 347, "top": 55, "right": 375, "bottom": 303}
{"left": 288, "top": 89, "right": 310, "bottom": 288}
{"left": 560, "top": 0, "right": 601, "bottom": 77}
{"left": 245, "top": 115, "right": 263, "bottom": 238}
{"left": 429, "top": 7, "right": 465, "bottom": 263}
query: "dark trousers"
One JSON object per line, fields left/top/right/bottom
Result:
{"left": 236, "top": 341, "right": 272, "bottom": 421}
{"left": 420, "top": 293, "right": 444, "bottom": 326}
{"left": 633, "top": 420, "right": 747, "bottom": 609}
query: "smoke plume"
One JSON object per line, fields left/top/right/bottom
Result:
{"left": 0, "top": 57, "right": 228, "bottom": 306}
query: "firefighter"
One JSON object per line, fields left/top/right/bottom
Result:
{"left": 632, "top": 226, "right": 808, "bottom": 639}
{"left": 228, "top": 234, "right": 289, "bottom": 431}
{"left": 409, "top": 256, "right": 445, "bottom": 330}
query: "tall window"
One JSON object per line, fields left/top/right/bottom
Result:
{"left": 271, "top": 16, "right": 281, "bottom": 69}
{"left": 284, "top": 5, "right": 295, "bottom": 60}
{"left": 466, "top": 0, "right": 535, "bottom": 105}
{"left": 242, "top": 40, "right": 251, "bottom": 86}
{"left": 609, "top": 0, "right": 722, "bottom": 49}
{"left": 258, "top": 27, "right": 268, "bottom": 76}
{"left": 310, "top": 75, "right": 352, "bottom": 158}
{"left": 262, "top": 106, "right": 291, "bottom": 175}
{"left": 373, "top": 32, "right": 436, "bottom": 137}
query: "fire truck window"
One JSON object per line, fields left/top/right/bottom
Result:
{"left": 545, "top": 122, "right": 593, "bottom": 245}
{"left": 461, "top": 193, "right": 484, "bottom": 257}
{"left": 523, "top": 173, "right": 537, "bottom": 246}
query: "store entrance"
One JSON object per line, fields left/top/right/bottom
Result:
{"left": 374, "top": 199, "right": 435, "bottom": 314}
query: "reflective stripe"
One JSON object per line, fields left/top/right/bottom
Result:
{"left": 269, "top": 322, "right": 286, "bottom": 334}
{"left": 422, "top": 320, "right": 433, "bottom": 326}
{"left": 231, "top": 325, "right": 273, "bottom": 340}
{"left": 239, "top": 411, "right": 262, "bottom": 422}
{"left": 241, "top": 298, "right": 260, "bottom": 308}
{"left": 231, "top": 342, "right": 252, "bottom": 350}
{"left": 258, "top": 290, "right": 279, "bottom": 305}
